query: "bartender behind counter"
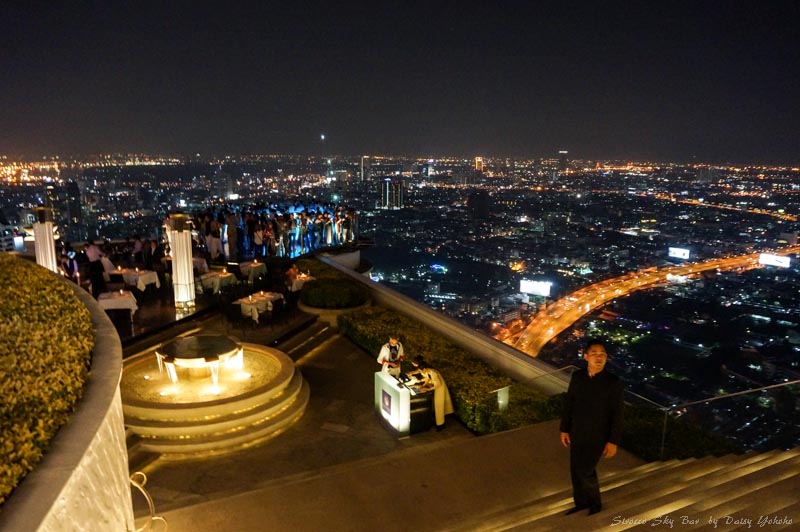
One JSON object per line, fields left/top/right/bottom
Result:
{"left": 410, "top": 355, "right": 454, "bottom": 430}
{"left": 377, "top": 334, "right": 404, "bottom": 377}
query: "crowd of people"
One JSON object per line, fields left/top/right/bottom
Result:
{"left": 56, "top": 202, "right": 358, "bottom": 298}
{"left": 187, "top": 202, "right": 359, "bottom": 263}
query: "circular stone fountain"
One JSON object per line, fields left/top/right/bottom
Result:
{"left": 121, "top": 335, "right": 309, "bottom": 456}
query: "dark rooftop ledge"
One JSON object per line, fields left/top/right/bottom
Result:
{"left": 318, "top": 254, "right": 569, "bottom": 395}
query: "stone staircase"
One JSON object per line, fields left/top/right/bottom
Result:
{"left": 275, "top": 319, "right": 337, "bottom": 361}
{"left": 464, "top": 447, "right": 800, "bottom": 531}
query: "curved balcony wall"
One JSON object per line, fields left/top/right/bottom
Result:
{"left": 0, "top": 281, "right": 134, "bottom": 532}
{"left": 318, "top": 255, "right": 569, "bottom": 395}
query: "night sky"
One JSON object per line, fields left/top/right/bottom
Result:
{"left": 2, "top": 1, "right": 798, "bottom": 163}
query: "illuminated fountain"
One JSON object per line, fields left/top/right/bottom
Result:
{"left": 121, "top": 334, "right": 309, "bottom": 456}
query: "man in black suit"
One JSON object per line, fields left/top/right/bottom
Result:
{"left": 560, "top": 339, "right": 624, "bottom": 516}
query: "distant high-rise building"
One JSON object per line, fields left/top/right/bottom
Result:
{"left": 558, "top": 150, "right": 569, "bottom": 173}
{"left": 422, "top": 159, "right": 435, "bottom": 178}
{"left": 360, "top": 156, "right": 371, "bottom": 182}
{"left": 212, "top": 168, "right": 233, "bottom": 199}
{"left": 474, "top": 156, "right": 484, "bottom": 172}
{"left": 697, "top": 167, "right": 718, "bottom": 183}
{"left": 64, "top": 180, "right": 84, "bottom": 241}
{"left": 380, "top": 178, "right": 404, "bottom": 210}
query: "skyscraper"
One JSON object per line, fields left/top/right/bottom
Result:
{"left": 558, "top": 150, "right": 568, "bottom": 173}
{"left": 380, "top": 178, "right": 404, "bottom": 210}
{"left": 360, "top": 156, "right": 371, "bottom": 182}
{"left": 474, "top": 156, "right": 484, "bottom": 172}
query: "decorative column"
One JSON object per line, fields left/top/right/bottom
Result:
{"left": 33, "top": 206, "right": 59, "bottom": 274}
{"left": 169, "top": 213, "right": 195, "bottom": 310}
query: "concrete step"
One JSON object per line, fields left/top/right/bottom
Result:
{"left": 278, "top": 322, "right": 336, "bottom": 361}
{"left": 510, "top": 451, "right": 791, "bottom": 531}
{"left": 669, "top": 451, "right": 800, "bottom": 521}
{"left": 137, "top": 378, "right": 310, "bottom": 455}
{"left": 563, "top": 452, "right": 800, "bottom": 531}
{"left": 678, "top": 474, "right": 800, "bottom": 531}
{"left": 450, "top": 456, "right": 739, "bottom": 531}
{"left": 645, "top": 454, "right": 800, "bottom": 531}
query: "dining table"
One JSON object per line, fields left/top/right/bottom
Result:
{"left": 199, "top": 271, "right": 236, "bottom": 294}
{"left": 234, "top": 291, "right": 284, "bottom": 323}
{"left": 97, "top": 290, "right": 139, "bottom": 322}
{"left": 290, "top": 273, "right": 315, "bottom": 292}
{"left": 113, "top": 268, "right": 161, "bottom": 291}
{"left": 239, "top": 260, "right": 267, "bottom": 282}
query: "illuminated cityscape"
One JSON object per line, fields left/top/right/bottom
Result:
{"left": 2, "top": 1, "right": 798, "bottom": 528}
{"left": 3, "top": 152, "right": 800, "bottom": 452}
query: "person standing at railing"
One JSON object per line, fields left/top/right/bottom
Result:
{"left": 560, "top": 338, "right": 624, "bottom": 516}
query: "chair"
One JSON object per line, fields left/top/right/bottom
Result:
{"left": 222, "top": 302, "right": 251, "bottom": 339}
{"left": 227, "top": 262, "right": 247, "bottom": 283}
{"left": 257, "top": 307, "right": 273, "bottom": 329}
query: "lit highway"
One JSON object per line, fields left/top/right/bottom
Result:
{"left": 501, "top": 246, "right": 800, "bottom": 358}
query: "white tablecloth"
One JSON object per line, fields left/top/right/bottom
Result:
{"left": 235, "top": 292, "right": 284, "bottom": 323}
{"left": 118, "top": 269, "right": 160, "bottom": 291}
{"left": 291, "top": 274, "right": 314, "bottom": 292}
{"left": 101, "top": 256, "right": 116, "bottom": 272}
{"left": 239, "top": 261, "right": 267, "bottom": 281}
{"left": 200, "top": 272, "right": 236, "bottom": 294}
{"left": 101, "top": 257, "right": 116, "bottom": 282}
{"left": 98, "top": 290, "right": 139, "bottom": 315}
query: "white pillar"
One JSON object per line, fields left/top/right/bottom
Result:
{"left": 169, "top": 214, "right": 195, "bottom": 310}
{"left": 33, "top": 207, "right": 59, "bottom": 274}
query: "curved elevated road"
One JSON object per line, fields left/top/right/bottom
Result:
{"left": 502, "top": 246, "right": 800, "bottom": 357}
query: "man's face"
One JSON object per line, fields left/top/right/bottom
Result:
{"left": 389, "top": 338, "right": 398, "bottom": 347}
{"left": 584, "top": 344, "right": 608, "bottom": 374}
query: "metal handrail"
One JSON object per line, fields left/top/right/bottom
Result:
{"left": 664, "top": 378, "right": 800, "bottom": 411}
{"left": 129, "top": 471, "right": 168, "bottom": 532}
{"left": 624, "top": 388, "right": 669, "bottom": 410}
{"left": 657, "top": 378, "right": 800, "bottom": 459}
{"left": 483, "top": 365, "right": 798, "bottom": 460}
{"left": 518, "top": 364, "right": 579, "bottom": 388}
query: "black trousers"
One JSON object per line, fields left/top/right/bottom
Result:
{"left": 89, "top": 260, "right": 106, "bottom": 298}
{"left": 569, "top": 439, "right": 605, "bottom": 509}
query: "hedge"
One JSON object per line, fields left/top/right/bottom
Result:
{"left": 295, "top": 258, "right": 371, "bottom": 309}
{"left": 300, "top": 279, "right": 370, "bottom": 309}
{"left": 0, "top": 255, "right": 94, "bottom": 505}
{"left": 338, "top": 305, "right": 743, "bottom": 459}
{"left": 337, "top": 306, "right": 553, "bottom": 434}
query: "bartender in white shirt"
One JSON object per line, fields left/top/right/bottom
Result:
{"left": 376, "top": 335, "right": 404, "bottom": 377}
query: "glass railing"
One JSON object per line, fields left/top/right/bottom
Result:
{"left": 474, "top": 366, "right": 579, "bottom": 434}
{"left": 658, "top": 380, "right": 800, "bottom": 459}
{"left": 480, "top": 367, "right": 799, "bottom": 461}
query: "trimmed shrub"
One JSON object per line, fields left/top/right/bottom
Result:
{"left": 300, "top": 278, "right": 370, "bottom": 309}
{"left": 338, "top": 306, "right": 552, "bottom": 434}
{"left": 339, "top": 305, "right": 744, "bottom": 459}
{"left": 0, "top": 255, "right": 94, "bottom": 505}
{"left": 295, "top": 258, "right": 370, "bottom": 309}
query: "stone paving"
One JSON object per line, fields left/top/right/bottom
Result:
{"left": 126, "top": 311, "right": 644, "bottom": 531}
